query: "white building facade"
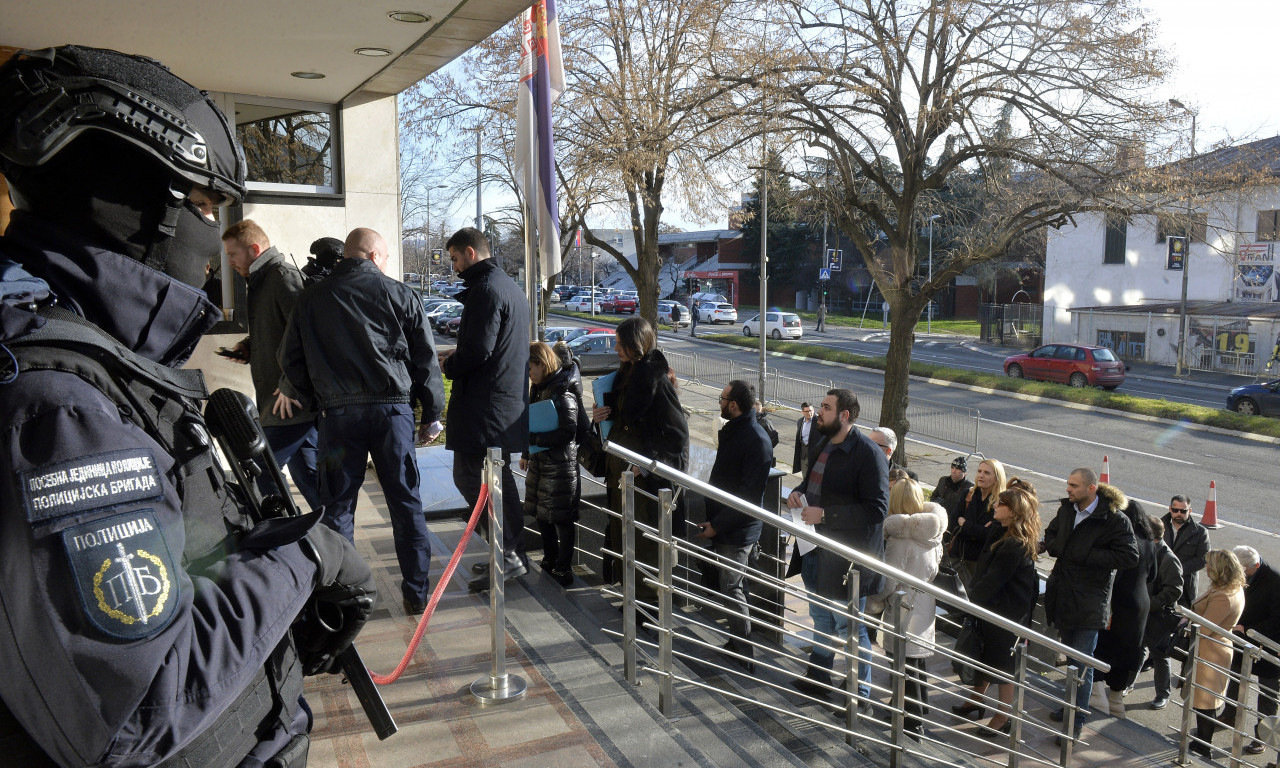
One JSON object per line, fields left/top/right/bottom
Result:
{"left": 1044, "top": 152, "right": 1280, "bottom": 374}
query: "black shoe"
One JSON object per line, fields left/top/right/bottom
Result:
{"left": 981, "top": 720, "right": 1013, "bottom": 740}
{"left": 1245, "top": 739, "right": 1267, "bottom": 756}
{"left": 791, "top": 676, "right": 834, "bottom": 702}
{"left": 1189, "top": 740, "right": 1213, "bottom": 758}
{"left": 468, "top": 561, "right": 528, "bottom": 591}
{"left": 547, "top": 566, "right": 574, "bottom": 587}
{"left": 403, "top": 598, "right": 427, "bottom": 615}
{"left": 1050, "top": 707, "right": 1064, "bottom": 722}
{"left": 952, "top": 702, "right": 987, "bottom": 720}
{"left": 904, "top": 723, "right": 924, "bottom": 741}
{"left": 471, "top": 562, "right": 489, "bottom": 575}
{"left": 1151, "top": 696, "right": 1169, "bottom": 710}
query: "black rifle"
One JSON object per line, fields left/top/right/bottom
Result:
{"left": 204, "top": 388, "right": 397, "bottom": 740}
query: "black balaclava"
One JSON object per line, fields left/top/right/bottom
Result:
{"left": 7, "top": 133, "right": 220, "bottom": 289}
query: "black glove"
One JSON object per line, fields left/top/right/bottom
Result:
{"left": 293, "top": 525, "right": 376, "bottom": 676}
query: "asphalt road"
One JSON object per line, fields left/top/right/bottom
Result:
{"left": 550, "top": 312, "right": 1279, "bottom": 563}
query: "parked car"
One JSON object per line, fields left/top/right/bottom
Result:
{"left": 566, "top": 295, "right": 602, "bottom": 313}
{"left": 697, "top": 302, "right": 738, "bottom": 324}
{"left": 657, "top": 300, "right": 690, "bottom": 327}
{"left": 742, "top": 311, "right": 803, "bottom": 340}
{"left": 1003, "top": 343, "right": 1126, "bottom": 389}
{"left": 443, "top": 314, "right": 463, "bottom": 336}
{"left": 431, "top": 303, "right": 464, "bottom": 332}
{"left": 1227, "top": 379, "right": 1280, "bottom": 416}
{"left": 566, "top": 332, "right": 620, "bottom": 374}
{"left": 424, "top": 300, "right": 461, "bottom": 322}
{"left": 601, "top": 295, "right": 638, "bottom": 314}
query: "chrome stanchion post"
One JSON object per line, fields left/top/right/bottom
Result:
{"left": 471, "top": 447, "right": 527, "bottom": 705}
{"left": 844, "top": 568, "right": 861, "bottom": 744}
{"left": 622, "top": 469, "right": 638, "bottom": 684}
{"left": 1010, "top": 641, "right": 1029, "bottom": 768}
{"left": 888, "top": 591, "right": 907, "bottom": 767}
{"left": 1232, "top": 649, "right": 1257, "bottom": 768}
{"left": 1059, "top": 665, "right": 1079, "bottom": 766}
{"left": 658, "top": 488, "right": 674, "bottom": 716}
{"left": 1179, "top": 629, "right": 1203, "bottom": 762}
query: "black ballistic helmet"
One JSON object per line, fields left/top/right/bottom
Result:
{"left": 0, "top": 45, "right": 245, "bottom": 204}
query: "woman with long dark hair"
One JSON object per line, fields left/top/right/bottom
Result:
{"left": 591, "top": 317, "right": 689, "bottom": 598}
{"left": 952, "top": 479, "right": 1040, "bottom": 738}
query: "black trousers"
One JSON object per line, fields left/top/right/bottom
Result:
{"left": 453, "top": 451, "right": 526, "bottom": 564}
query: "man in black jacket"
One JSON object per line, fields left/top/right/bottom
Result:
{"left": 439, "top": 227, "right": 531, "bottom": 591}
{"left": 1042, "top": 467, "right": 1139, "bottom": 737}
{"left": 785, "top": 388, "right": 888, "bottom": 709}
{"left": 792, "top": 402, "right": 815, "bottom": 474}
{"left": 1144, "top": 516, "right": 1184, "bottom": 710}
{"left": 1225, "top": 546, "right": 1280, "bottom": 755}
{"left": 221, "top": 219, "right": 321, "bottom": 511}
{"left": 931, "top": 456, "right": 972, "bottom": 521}
{"left": 1162, "top": 494, "right": 1210, "bottom": 608}
{"left": 697, "top": 380, "right": 773, "bottom": 670}
{"left": 281, "top": 227, "right": 445, "bottom": 614}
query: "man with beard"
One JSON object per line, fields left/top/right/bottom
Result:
{"left": 697, "top": 379, "right": 773, "bottom": 672}
{"left": 1042, "top": 468, "right": 1139, "bottom": 741}
{"left": 785, "top": 389, "right": 888, "bottom": 714}
{"left": 1163, "top": 494, "right": 1210, "bottom": 609}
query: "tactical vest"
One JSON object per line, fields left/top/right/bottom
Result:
{"left": 0, "top": 307, "right": 305, "bottom": 768}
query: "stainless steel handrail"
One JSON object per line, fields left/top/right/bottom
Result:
{"left": 605, "top": 440, "right": 1109, "bottom": 674}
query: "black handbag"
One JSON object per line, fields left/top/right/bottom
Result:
{"left": 951, "top": 617, "right": 985, "bottom": 686}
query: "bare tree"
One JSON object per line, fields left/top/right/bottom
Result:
{"left": 729, "top": 0, "right": 1183, "bottom": 460}
{"left": 559, "top": 0, "right": 753, "bottom": 323}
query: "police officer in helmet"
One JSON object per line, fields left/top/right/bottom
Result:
{"left": 0, "top": 46, "right": 375, "bottom": 767}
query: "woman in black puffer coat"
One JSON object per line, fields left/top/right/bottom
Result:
{"left": 521, "top": 341, "right": 584, "bottom": 586}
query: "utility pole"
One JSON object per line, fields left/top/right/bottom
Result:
{"left": 1169, "top": 98, "right": 1197, "bottom": 377}
{"left": 927, "top": 214, "right": 940, "bottom": 334}
{"left": 475, "top": 128, "right": 483, "bottom": 229}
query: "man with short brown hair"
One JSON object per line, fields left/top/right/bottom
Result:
{"left": 220, "top": 219, "right": 321, "bottom": 510}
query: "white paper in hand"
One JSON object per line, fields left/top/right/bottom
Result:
{"left": 791, "top": 494, "right": 817, "bottom": 556}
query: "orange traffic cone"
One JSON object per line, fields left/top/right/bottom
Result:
{"left": 1100, "top": 455, "right": 1110, "bottom": 485}
{"left": 1201, "top": 480, "right": 1222, "bottom": 529}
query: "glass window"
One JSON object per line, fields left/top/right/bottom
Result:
{"left": 1103, "top": 215, "right": 1127, "bottom": 264}
{"left": 1093, "top": 348, "right": 1118, "bottom": 362}
{"left": 1257, "top": 210, "right": 1280, "bottom": 242}
{"left": 234, "top": 97, "right": 339, "bottom": 194}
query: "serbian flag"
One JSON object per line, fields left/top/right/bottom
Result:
{"left": 516, "top": 0, "right": 564, "bottom": 280}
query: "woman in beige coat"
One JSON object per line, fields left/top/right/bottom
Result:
{"left": 1186, "top": 549, "right": 1246, "bottom": 757}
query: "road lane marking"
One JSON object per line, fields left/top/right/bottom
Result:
{"left": 980, "top": 419, "right": 1196, "bottom": 465}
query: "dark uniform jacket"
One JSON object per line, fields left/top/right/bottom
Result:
{"left": 440, "top": 258, "right": 530, "bottom": 454}
{"left": 241, "top": 247, "right": 313, "bottom": 427}
{"left": 1043, "top": 492, "right": 1140, "bottom": 630}
{"left": 1161, "top": 511, "right": 1210, "bottom": 607}
{"left": 0, "top": 216, "right": 317, "bottom": 766}
{"left": 706, "top": 411, "right": 773, "bottom": 547}
{"left": 1237, "top": 560, "right": 1280, "bottom": 678}
{"left": 523, "top": 360, "right": 583, "bottom": 524}
{"left": 280, "top": 257, "right": 444, "bottom": 419}
{"left": 788, "top": 427, "right": 889, "bottom": 600}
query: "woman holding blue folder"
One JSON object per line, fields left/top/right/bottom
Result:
{"left": 522, "top": 342, "right": 585, "bottom": 586}
{"left": 591, "top": 318, "right": 690, "bottom": 597}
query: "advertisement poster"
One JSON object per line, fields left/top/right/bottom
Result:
{"left": 1233, "top": 243, "right": 1277, "bottom": 302}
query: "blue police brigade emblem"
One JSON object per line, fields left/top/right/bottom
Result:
{"left": 63, "top": 509, "right": 177, "bottom": 639}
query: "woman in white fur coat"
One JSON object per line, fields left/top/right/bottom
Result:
{"left": 868, "top": 478, "right": 947, "bottom": 738}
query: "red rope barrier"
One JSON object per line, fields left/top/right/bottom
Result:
{"left": 368, "top": 484, "right": 489, "bottom": 685}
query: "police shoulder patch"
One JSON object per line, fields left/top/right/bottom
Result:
{"left": 21, "top": 448, "right": 164, "bottom": 523}
{"left": 63, "top": 509, "right": 179, "bottom": 640}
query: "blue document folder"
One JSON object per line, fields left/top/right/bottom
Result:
{"left": 528, "top": 399, "right": 557, "bottom": 454}
{"left": 592, "top": 371, "right": 617, "bottom": 441}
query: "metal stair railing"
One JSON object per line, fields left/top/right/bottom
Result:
{"left": 599, "top": 441, "right": 1110, "bottom": 768}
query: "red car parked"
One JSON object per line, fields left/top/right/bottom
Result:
{"left": 1003, "top": 343, "right": 1126, "bottom": 389}
{"left": 601, "top": 296, "right": 638, "bottom": 314}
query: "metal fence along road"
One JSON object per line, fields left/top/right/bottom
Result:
{"left": 662, "top": 348, "right": 981, "bottom": 455}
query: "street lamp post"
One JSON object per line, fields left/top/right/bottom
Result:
{"left": 590, "top": 250, "right": 597, "bottom": 317}
{"left": 424, "top": 183, "right": 446, "bottom": 293}
{"left": 1169, "top": 98, "right": 1197, "bottom": 377}
{"left": 927, "top": 214, "right": 940, "bottom": 334}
